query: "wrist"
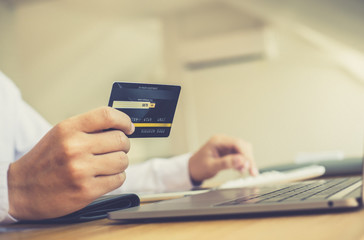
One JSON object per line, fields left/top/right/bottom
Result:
{"left": 7, "top": 161, "right": 31, "bottom": 220}
{"left": 188, "top": 156, "right": 204, "bottom": 186}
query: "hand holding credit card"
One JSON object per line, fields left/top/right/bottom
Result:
{"left": 108, "top": 82, "right": 181, "bottom": 138}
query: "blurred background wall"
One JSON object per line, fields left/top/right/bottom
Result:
{"left": 1, "top": 0, "right": 363, "bottom": 184}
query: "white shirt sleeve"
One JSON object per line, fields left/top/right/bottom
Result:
{"left": 14, "top": 101, "right": 52, "bottom": 161}
{"left": 0, "top": 72, "right": 51, "bottom": 224}
{"left": 107, "top": 153, "right": 195, "bottom": 194}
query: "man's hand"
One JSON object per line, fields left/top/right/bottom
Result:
{"left": 188, "top": 135, "right": 259, "bottom": 183}
{"left": 8, "top": 107, "right": 134, "bottom": 220}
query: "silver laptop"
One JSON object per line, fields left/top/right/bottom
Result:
{"left": 108, "top": 157, "right": 363, "bottom": 222}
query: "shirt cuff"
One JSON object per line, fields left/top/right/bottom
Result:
{"left": 140, "top": 152, "right": 195, "bottom": 193}
{"left": 168, "top": 153, "right": 195, "bottom": 190}
{"left": 2, "top": 213, "right": 18, "bottom": 224}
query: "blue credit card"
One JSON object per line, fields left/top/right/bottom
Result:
{"left": 108, "top": 82, "right": 181, "bottom": 138}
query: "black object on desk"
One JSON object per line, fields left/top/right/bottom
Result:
{"left": 20, "top": 193, "right": 140, "bottom": 224}
{"left": 260, "top": 157, "right": 363, "bottom": 177}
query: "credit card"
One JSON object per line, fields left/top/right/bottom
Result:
{"left": 108, "top": 82, "right": 181, "bottom": 138}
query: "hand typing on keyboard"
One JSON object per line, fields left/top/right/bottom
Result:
{"left": 219, "top": 165, "right": 326, "bottom": 189}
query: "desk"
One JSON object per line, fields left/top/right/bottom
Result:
{"left": 2, "top": 209, "right": 364, "bottom": 240}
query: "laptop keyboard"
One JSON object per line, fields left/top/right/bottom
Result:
{"left": 217, "top": 177, "right": 361, "bottom": 206}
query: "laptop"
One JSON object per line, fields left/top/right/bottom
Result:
{"left": 108, "top": 156, "right": 363, "bottom": 222}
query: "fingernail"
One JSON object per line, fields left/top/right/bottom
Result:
{"left": 130, "top": 123, "right": 135, "bottom": 134}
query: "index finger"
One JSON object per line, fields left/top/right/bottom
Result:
{"left": 233, "top": 139, "right": 259, "bottom": 176}
{"left": 69, "top": 107, "right": 135, "bottom": 134}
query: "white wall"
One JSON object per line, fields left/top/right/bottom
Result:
{"left": 168, "top": 26, "right": 364, "bottom": 185}
{"left": 183, "top": 29, "right": 364, "bottom": 164}
{"left": 0, "top": 2, "right": 16, "bottom": 76}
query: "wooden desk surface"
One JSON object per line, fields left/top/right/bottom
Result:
{"left": 2, "top": 208, "right": 364, "bottom": 240}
